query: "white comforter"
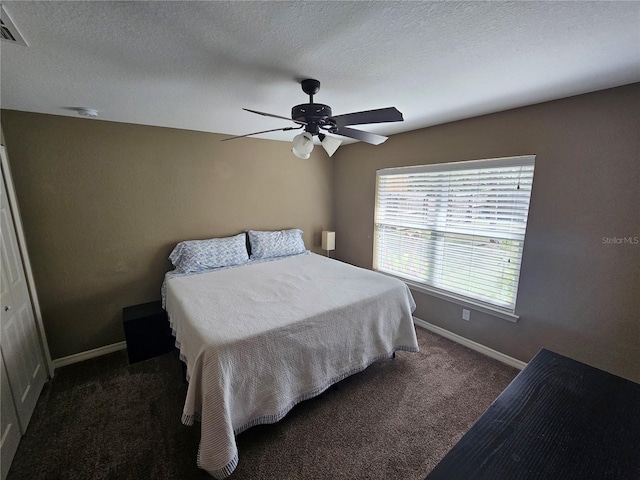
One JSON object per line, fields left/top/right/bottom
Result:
{"left": 164, "top": 253, "right": 418, "bottom": 478}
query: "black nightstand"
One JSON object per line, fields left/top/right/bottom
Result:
{"left": 122, "top": 300, "right": 174, "bottom": 364}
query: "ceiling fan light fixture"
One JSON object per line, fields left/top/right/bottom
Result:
{"left": 319, "top": 134, "right": 342, "bottom": 157}
{"left": 292, "top": 132, "right": 314, "bottom": 159}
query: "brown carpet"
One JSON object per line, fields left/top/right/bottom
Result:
{"left": 7, "top": 327, "right": 518, "bottom": 480}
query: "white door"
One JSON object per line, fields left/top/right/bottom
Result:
{"left": 0, "top": 156, "right": 47, "bottom": 469}
{"left": 0, "top": 352, "right": 21, "bottom": 480}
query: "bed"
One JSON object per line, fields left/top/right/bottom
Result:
{"left": 162, "top": 230, "right": 419, "bottom": 478}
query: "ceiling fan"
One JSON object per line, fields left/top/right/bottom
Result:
{"left": 222, "top": 79, "right": 404, "bottom": 159}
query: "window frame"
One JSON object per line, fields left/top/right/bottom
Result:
{"left": 373, "top": 155, "right": 536, "bottom": 321}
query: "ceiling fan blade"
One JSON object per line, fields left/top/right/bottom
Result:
{"left": 332, "top": 107, "right": 403, "bottom": 128}
{"left": 243, "top": 108, "right": 307, "bottom": 125}
{"left": 221, "top": 126, "right": 301, "bottom": 142}
{"left": 334, "top": 126, "right": 388, "bottom": 145}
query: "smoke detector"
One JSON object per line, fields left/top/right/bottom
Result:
{"left": 76, "top": 108, "right": 99, "bottom": 118}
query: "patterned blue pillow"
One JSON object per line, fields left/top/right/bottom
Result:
{"left": 169, "top": 233, "right": 249, "bottom": 273}
{"left": 248, "top": 229, "right": 306, "bottom": 259}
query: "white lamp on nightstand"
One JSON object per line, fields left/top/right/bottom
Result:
{"left": 322, "top": 231, "right": 335, "bottom": 258}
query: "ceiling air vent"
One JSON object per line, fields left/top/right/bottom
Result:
{"left": 1, "top": 6, "right": 28, "bottom": 47}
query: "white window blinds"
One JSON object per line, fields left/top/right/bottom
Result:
{"left": 374, "top": 155, "right": 535, "bottom": 312}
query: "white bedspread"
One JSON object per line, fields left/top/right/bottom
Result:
{"left": 164, "top": 253, "right": 418, "bottom": 478}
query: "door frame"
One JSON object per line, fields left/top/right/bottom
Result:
{"left": 0, "top": 144, "right": 54, "bottom": 378}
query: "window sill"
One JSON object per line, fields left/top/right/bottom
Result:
{"left": 381, "top": 273, "right": 520, "bottom": 323}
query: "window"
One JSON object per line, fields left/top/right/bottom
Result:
{"left": 374, "top": 155, "right": 535, "bottom": 314}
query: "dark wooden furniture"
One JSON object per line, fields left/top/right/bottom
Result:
{"left": 122, "top": 301, "right": 174, "bottom": 364}
{"left": 425, "top": 348, "right": 640, "bottom": 480}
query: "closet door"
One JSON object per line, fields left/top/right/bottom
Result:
{"left": 0, "top": 154, "right": 47, "bottom": 437}
{"left": 0, "top": 353, "right": 21, "bottom": 480}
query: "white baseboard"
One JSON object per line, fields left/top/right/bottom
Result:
{"left": 52, "top": 341, "right": 127, "bottom": 369}
{"left": 51, "top": 321, "right": 524, "bottom": 372}
{"left": 413, "top": 317, "right": 527, "bottom": 370}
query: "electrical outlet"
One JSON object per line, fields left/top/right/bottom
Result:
{"left": 462, "top": 309, "right": 470, "bottom": 321}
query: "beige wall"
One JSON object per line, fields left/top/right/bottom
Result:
{"left": 1, "top": 112, "right": 334, "bottom": 359}
{"left": 334, "top": 83, "right": 640, "bottom": 382}
{"left": 2, "top": 84, "right": 638, "bottom": 381}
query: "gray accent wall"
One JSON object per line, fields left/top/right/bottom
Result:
{"left": 333, "top": 83, "right": 639, "bottom": 382}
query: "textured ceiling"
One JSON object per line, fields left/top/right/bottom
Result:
{"left": 1, "top": 1, "right": 639, "bottom": 144}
